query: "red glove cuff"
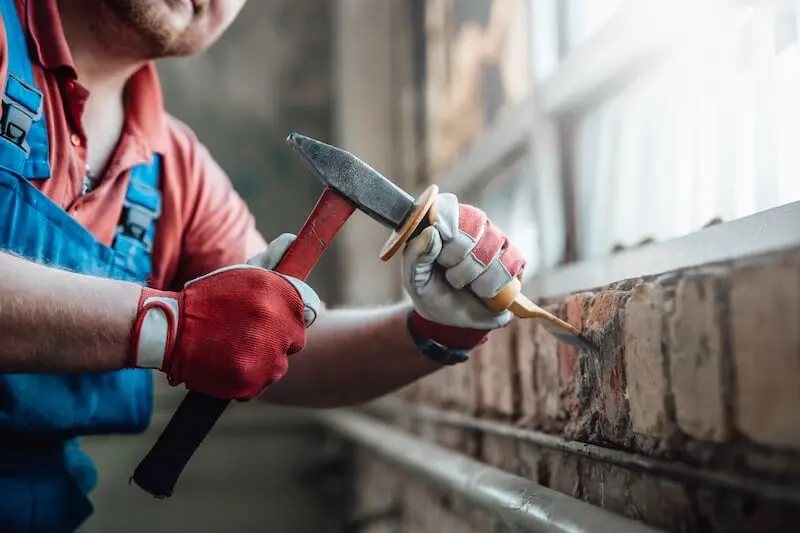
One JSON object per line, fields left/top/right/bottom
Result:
{"left": 129, "top": 287, "right": 181, "bottom": 374}
{"left": 410, "top": 309, "right": 490, "bottom": 350}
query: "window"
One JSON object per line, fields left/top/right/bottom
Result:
{"left": 566, "top": 0, "right": 800, "bottom": 259}
{"left": 429, "top": 0, "right": 800, "bottom": 275}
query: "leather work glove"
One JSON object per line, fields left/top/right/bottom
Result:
{"left": 402, "top": 193, "right": 526, "bottom": 350}
{"left": 128, "top": 236, "right": 320, "bottom": 401}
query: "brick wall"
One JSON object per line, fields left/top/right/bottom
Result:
{"left": 348, "top": 246, "right": 800, "bottom": 533}
{"left": 332, "top": 2, "right": 800, "bottom": 531}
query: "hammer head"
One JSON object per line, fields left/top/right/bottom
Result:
{"left": 286, "top": 133, "right": 416, "bottom": 230}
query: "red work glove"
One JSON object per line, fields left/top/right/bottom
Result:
{"left": 128, "top": 260, "right": 320, "bottom": 401}
{"left": 402, "top": 193, "right": 526, "bottom": 351}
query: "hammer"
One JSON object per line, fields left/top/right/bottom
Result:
{"left": 285, "top": 133, "right": 592, "bottom": 351}
{"left": 131, "top": 133, "right": 591, "bottom": 499}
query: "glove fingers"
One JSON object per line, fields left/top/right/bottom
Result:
{"left": 278, "top": 274, "right": 320, "bottom": 327}
{"left": 247, "top": 233, "right": 297, "bottom": 270}
{"left": 470, "top": 245, "right": 516, "bottom": 298}
{"left": 444, "top": 216, "right": 505, "bottom": 289}
{"left": 403, "top": 226, "right": 442, "bottom": 294}
{"left": 429, "top": 193, "right": 460, "bottom": 242}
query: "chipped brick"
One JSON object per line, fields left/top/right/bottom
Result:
{"left": 558, "top": 293, "right": 589, "bottom": 419}
{"left": 583, "top": 291, "right": 629, "bottom": 443}
{"left": 731, "top": 255, "right": 800, "bottom": 449}
{"left": 587, "top": 291, "right": 623, "bottom": 330}
{"left": 624, "top": 283, "right": 670, "bottom": 438}
{"left": 669, "top": 274, "right": 729, "bottom": 442}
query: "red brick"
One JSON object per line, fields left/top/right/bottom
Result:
{"left": 624, "top": 283, "right": 670, "bottom": 438}
{"left": 515, "top": 319, "right": 538, "bottom": 423}
{"left": 587, "top": 291, "right": 623, "bottom": 330}
{"left": 731, "top": 254, "right": 800, "bottom": 449}
{"left": 585, "top": 291, "right": 629, "bottom": 442}
{"left": 668, "top": 273, "right": 729, "bottom": 442}
{"left": 535, "top": 322, "right": 561, "bottom": 422}
{"left": 477, "top": 323, "right": 517, "bottom": 418}
{"left": 558, "top": 293, "right": 589, "bottom": 417}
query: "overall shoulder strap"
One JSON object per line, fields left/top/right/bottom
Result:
{"left": 113, "top": 154, "right": 162, "bottom": 281}
{"left": 0, "top": 0, "right": 50, "bottom": 178}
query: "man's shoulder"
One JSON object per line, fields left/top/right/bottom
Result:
{"left": 161, "top": 114, "right": 226, "bottom": 184}
{"left": 163, "top": 113, "right": 203, "bottom": 159}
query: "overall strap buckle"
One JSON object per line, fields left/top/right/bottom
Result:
{"left": 0, "top": 74, "right": 43, "bottom": 156}
{"left": 118, "top": 180, "right": 162, "bottom": 254}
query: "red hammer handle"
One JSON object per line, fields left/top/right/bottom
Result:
{"left": 131, "top": 188, "right": 355, "bottom": 498}
{"left": 275, "top": 188, "right": 356, "bottom": 278}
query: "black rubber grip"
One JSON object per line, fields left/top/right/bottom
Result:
{"left": 131, "top": 391, "right": 230, "bottom": 498}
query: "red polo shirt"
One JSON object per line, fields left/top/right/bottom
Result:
{"left": 0, "top": 0, "right": 267, "bottom": 289}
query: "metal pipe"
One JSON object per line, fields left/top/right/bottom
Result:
{"left": 320, "top": 410, "right": 664, "bottom": 533}
{"left": 366, "top": 401, "right": 800, "bottom": 507}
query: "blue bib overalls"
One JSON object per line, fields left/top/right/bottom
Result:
{"left": 0, "top": 1, "right": 161, "bottom": 530}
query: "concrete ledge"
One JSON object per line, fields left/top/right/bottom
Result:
{"left": 320, "top": 409, "right": 665, "bottom": 533}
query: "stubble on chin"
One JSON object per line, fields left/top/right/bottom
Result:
{"left": 93, "top": 0, "right": 195, "bottom": 59}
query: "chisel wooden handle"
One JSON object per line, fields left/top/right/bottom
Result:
{"left": 131, "top": 189, "right": 355, "bottom": 498}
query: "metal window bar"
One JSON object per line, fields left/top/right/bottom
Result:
{"left": 319, "top": 409, "right": 665, "bottom": 533}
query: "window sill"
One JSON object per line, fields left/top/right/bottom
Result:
{"left": 525, "top": 200, "right": 800, "bottom": 299}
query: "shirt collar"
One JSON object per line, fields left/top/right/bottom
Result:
{"left": 22, "top": 0, "right": 169, "bottom": 154}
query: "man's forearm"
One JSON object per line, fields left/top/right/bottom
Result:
{"left": 0, "top": 252, "right": 139, "bottom": 373}
{"left": 262, "top": 304, "right": 442, "bottom": 408}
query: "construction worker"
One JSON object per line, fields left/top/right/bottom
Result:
{"left": 0, "top": 1, "right": 526, "bottom": 531}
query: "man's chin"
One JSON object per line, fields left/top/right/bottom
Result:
{"left": 101, "top": 0, "right": 232, "bottom": 59}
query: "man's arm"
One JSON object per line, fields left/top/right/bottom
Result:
{"left": 262, "top": 304, "right": 440, "bottom": 408}
{"left": 0, "top": 251, "right": 140, "bottom": 373}
{"left": 0, "top": 248, "right": 319, "bottom": 402}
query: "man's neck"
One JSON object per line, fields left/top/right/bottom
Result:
{"left": 56, "top": 0, "right": 147, "bottom": 95}
{"left": 56, "top": 0, "right": 149, "bottom": 178}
